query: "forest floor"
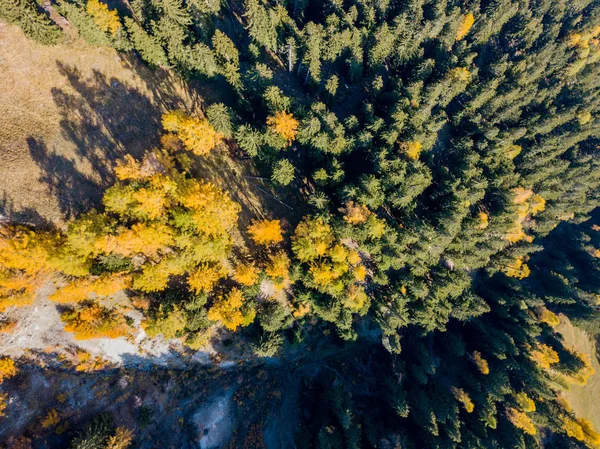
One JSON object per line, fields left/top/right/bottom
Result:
{"left": 556, "top": 316, "right": 600, "bottom": 431}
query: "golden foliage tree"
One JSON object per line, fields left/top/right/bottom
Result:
{"left": 267, "top": 111, "right": 298, "bottom": 144}
{"left": 248, "top": 219, "right": 284, "bottom": 245}
{"left": 456, "top": 12, "right": 475, "bottom": 40}
{"left": 207, "top": 288, "right": 256, "bottom": 331}
{"left": 507, "top": 407, "right": 537, "bottom": 435}
{"left": 515, "top": 392, "right": 536, "bottom": 413}
{"left": 472, "top": 351, "right": 490, "bottom": 375}
{"left": 86, "top": 0, "right": 122, "bottom": 35}
{"left": 0, "top": 357, "right": 17, "bottom": 383}
{"left": 61, "top": 303, "right": 130, "bottom": 340}
{"left": 451, "top": 387, "right": 474, "bottom": 413}
{"left": 162, "top": 110, "right": 224, "bottom": 156}
{"left": 106, "top": 427, "right": 135, "bottom": 449}
{"left": 233, "top": 263, "right": 260, "bottom": 286}
{"left": 530, "top": 343, "right": 560, "bottom": 369}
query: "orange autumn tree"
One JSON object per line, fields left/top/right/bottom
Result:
{"left": 0, "top": 226, "right": 56, "bottom": 311}
{"left": 61, "top": 302, "right": 131, "bottom": 340}
{"left": 248, "top": 219, "right": 284, "bottom": 246}
{"left": 207, "top": 288, "right": 256, "bottom": 331}
{"left": 267, "top": 111, "right": 298, "bottom": 145}
{"left": 86, "top": 0, "right": 122, "bottom": 35}
{"left": 162, "top": 110, "right": 224, "bottom": 156}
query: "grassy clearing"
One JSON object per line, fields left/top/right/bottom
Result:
{"left": 557, "top": 316, "right": 600, "bottom": 430}
{"left": 0, "top": 22, "right": 288, "bottom": 229}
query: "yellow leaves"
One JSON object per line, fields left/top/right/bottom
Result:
{"left": 569, "top": 33, "right": 583, "bottom": 48}
{"left": 451, "top": 387, "right": 474, "bottom": 413}
{"left": 292, "top": 217, "right": 334, "bottom": 262}
{"left": 456, "top": 12, "right": 475, "bottom": 41}
{"left": 248, "top": 219, "right": 284, "bottom": 246}
{"left": 77, "top": 428, "right": 130, "bottom": 449}
{"left": 507, "top": 407, "right": 537, "bottom": 435}
{"left": 73, "top": 349, "right": 109, "bottom": 372}
{"left": 561, "top": 415, "right": 600, "bottom": 446}
{"left": 451, "top": 67, "right": 471, "bottom": 82}
{"left": 50, "top": 278, "right": 92, "bottom": 304}
{"left": 505, "top": 189, "right": 545, "bottom": 243}
{"left": 563, "top": 352, "right": 595, "bottom": 386}
{"left": 176, "top": 180, "right": 240, "bottom": 236}
{"left": 501, "top": 256, "right": 531, "bottom": 279}
{"left": 504, "top": 144, "right": 522, "bottom": 160}
{"left": 354, "top": 265, "right": 367, "bottom": 282}
{"left": 341, "top": 201, "right": 371, "bottom": 225}
{"left": 97, "top": 223, "right": 174, "bottom": 259}
{"left": 529, "top": 194, "right": 546, "bottom": 216}
{"left": 477, "top": 212, "right": 489, "bottom": 230}
{"left": 345, "top": 285, "right": 368, "bottom": 312}
{"left": 132, "top": 188, "right": 167, "bottom": 220}
{"left": 267, "top": 111, "right": 298, "bottom": 145}
{"left": 515, "top": 392, "right": 536, "bottom": 413}
{"left": 578, "top": 110, "right": 593, "bottom": 125}
{"left": 402, "top": 141, "right": 422, "bottom": 160}
{"left": 115, "top": 155, "right": 146, "bottom": 181}
{"left": 0, "top": 357, "right": 16, "bottom": 383}
{"left": 0, "top": 393, "right": 7, "bottom": 417}
{"left": 472, "top": 351, "right": 490, "bottom": 375}
{"left": 293, "top": 302, "right": 310, "bottom": 318}
{"left": 512, "top": 187, "right": 534, "bottom": 205}
{"left": 62, "top": 302, "right": 130, "bottom": 340}
{"left": 86, "top": 0, "right": 122, "bottom": 35}
{"left": 106, "top": 427, "right": 135, "bottom": 449}
{"left": 207, "top": 288, "right": 255, "bottom": 331}
{"left": 41, "top": 409, "right": 60, "bottom": 429}
{"left": 188, "top": 263, "right": 226, "bottom": 293}
{"left": 266, "top": 251, "right": 292, "bottom": 289}
{"left": 530, "top": 343, "right": 559, "bottom": 369}
{"left": 537, "top": 307, "right": 560, "bottom": 327}
{"left": 162, "top": 110, "right": 224, "bottom": 156}
{"left": 232, "top": 263, "right": 260, "bottom": 286}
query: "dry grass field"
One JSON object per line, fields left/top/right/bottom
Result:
{"left": 0, "top": 21, "right": 281, "bottom": 230}
{"left": 0, "top": 22, "right": 205, "bottom": 225}
{"left": 557, "top": 317, "right": 600, "bottom": 431}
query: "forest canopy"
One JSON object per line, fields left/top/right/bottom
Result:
{"left": 1, "top": 0, "right": 600, "bottom": 447}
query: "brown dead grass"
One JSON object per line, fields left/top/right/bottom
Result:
{"left": 0, "top": 22, "right": 200, "bottom": 226}
{"left": 557, "top": 316, "right": 600, "bottom": 431}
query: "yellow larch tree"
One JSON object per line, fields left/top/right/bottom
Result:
{"left": 530, "top": 343, "right": 560, "bottom": 369}
{"left": 472, "top": 351, "right": 490, "bottom": 375}
{"left": 507, "top": 407, "right": 537, "bottom": 435}
{"left": 207, "top": 288, "right": 256, "bottom": 331}
{"left": 456, "top": 12, "right": 475, "bottom": 40}
{"left": 86, "top": 0, "right": 122, "bottom": 35}
{"left": 501, "top": 256, "right": 531, "bottom": 279}
{"left": 515, "top": 392, "right": 536, "bottom": 413}
{"left": 0, "top": 225, "right": 56, "bottom": 311}
{"left": 162, "top": 110, "right": 224, "bottom": 156}
{"left": 267, "top": 111, "right": 299, "bottom": 145}
{"left": 248, "top": 219, "right": 284, "bottom": 245}
{"left": 232, "top": 263, "right": 260, "bottom": 286}
{"left": 61, "top": 302, "right": 130, "bottom": 340}
{"left": 188, "top": 262, "right": 227, "bottom": 293}
{"left": 451, "top": 387, "right": 475, "bottom": 413}
{"left": 0, "top": 357, "right": 17, "bottom": 383}
{"left": 341, "top": 201, "right": 370, "bottom": 224}
{"left": 537, "top": 307, "right": 560, "bottom": 327}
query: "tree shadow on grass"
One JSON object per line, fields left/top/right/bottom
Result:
{"left": 27, "top": 136, "right": 103, "bottom": 221}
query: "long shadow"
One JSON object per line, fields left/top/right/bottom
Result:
{"left": 27, "top": 137, "right": 103, "bottom": 220}
{"left": 0, "top": 190, "right": 55, "bottom": 229}
{"left": 25, "top": 61, "right": 171, "bottom": 219}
